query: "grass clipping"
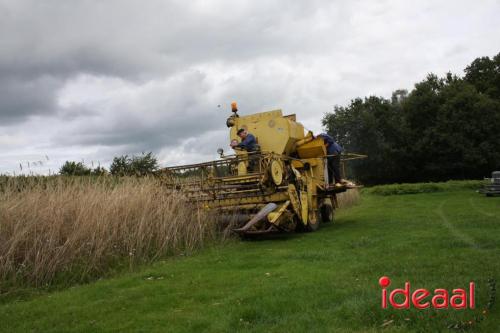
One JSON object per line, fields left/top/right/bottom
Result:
{"left": 0, "top": 177, "right": 216, "bottom": 289}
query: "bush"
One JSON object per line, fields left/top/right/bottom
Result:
{"left": 110, "top": 152, "right": 159, "bottom": 176}
{"left": 59, "top": 162, "right": 108, "bottom": 176}
{"left": 363, "top": 180, "right": 486, "bottom": 196}
{"left": 109, "top": 155, "right": 130, "bottom": 176}
{"left": 91, "top": 166, "right": 108, "bottom": 176}
{"left": 59, "top": 161, "right": 91, "bottom": 176}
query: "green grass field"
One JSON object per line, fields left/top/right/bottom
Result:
{"left": 1, "top": 189, "right": 499, "bottom": 332}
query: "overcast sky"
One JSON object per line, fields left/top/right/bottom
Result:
{"left": 1, "top": 0, "right": 499, "bottom": 174}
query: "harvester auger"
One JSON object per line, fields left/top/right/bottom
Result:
{"left": 160, "top": 104, "right": 365, "bottom": 236}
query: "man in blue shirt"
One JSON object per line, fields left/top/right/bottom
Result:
{"left": 231, "top": 129, "right": 257, "bottom": 152}
{"left": 231, "top": 129, "right": 258, "bottom": 171}
{"left": 317, "top": 133, "right": 343, "bottom": 186}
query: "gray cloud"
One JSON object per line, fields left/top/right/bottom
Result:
{"left": 0, "top": 75, "right": 61, "bottom": 123}
{"left": 53, "top": 70, "right": 222, "bottom": 152}
{"left": 0, "top": 0, "right": 500, "bottom": 173}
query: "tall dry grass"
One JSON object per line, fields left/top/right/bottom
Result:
{"left": 336, "top": 188, "right": 361, "bottom": 209}
{"left": 0, "top": 177, "right": 217, "bottom": 290}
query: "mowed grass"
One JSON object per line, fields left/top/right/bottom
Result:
{"left": 0, "top": 190, "right": 499, "bottom": 332}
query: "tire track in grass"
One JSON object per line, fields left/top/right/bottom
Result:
{"left": 436, "top": 199, "right": 498, "bottom": 332}
{"left": 435, "top": 200, "right": 479, "bottom": 249}
{"left": 468, "top": 197, "right": 496, "bottom": 218}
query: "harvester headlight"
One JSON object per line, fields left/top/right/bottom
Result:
{"left": 226, "top": 117, "right": 235, "bottom": 127}
{"left": 217, "top": 148, "right": 224, "bottom": 157}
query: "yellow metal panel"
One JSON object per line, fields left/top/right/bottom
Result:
{"left": 287, "top": 184, "right": 301, "bottom": 218}
{"left": 237, "top": 109, "right": 283, "bottom": 123}
{"left": 306, "top": 177, "right": 317, "bottom": 224}
{"left": 230, "top": 110, "right": 305, "bottom": 155}
{"left": 296, "top": 138, "right": 326, "bottom": 159}
{"left": 267, "top": 200, "right": 290, "bottom": 224}
{"left": 300, "top": 191, "right": 308, "bottom": 224}
{"left": 203, "top": 192, "right": 289, "bottom": 209}
{"left": 237, "top": 161, "right": 247, "bottom": 175}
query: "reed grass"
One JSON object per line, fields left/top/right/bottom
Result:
{"left": 336, "top": 188, "right": 361, "bottom": 209}
{"left": 0, "top": 176, "right": 217, "bottom": 290}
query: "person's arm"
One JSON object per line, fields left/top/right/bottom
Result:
{"left": 333, "top": 142, "right": 343, "bottom": 154}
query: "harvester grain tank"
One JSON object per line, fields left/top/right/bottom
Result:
{"left": 161, "top": 103, "right": 364, "bottom": 235}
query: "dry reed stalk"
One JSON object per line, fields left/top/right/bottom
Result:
{"left": 0, "top": 177, "right": 217, "bottom": 289}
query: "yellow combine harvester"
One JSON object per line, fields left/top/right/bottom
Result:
{"left": 162, "top": 104, "right": 364, "bottom": 236}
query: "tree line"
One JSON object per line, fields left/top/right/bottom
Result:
{"left": 323, "top": 53, "right": 500, "bottom": 185}
{"left": 59, "top": 152, "right": 159, "bottom": 176}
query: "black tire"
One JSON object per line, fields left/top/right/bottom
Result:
{"left": 320, "top": 204, "right": 334, "bottom": 223}
{"left": 305, "top": 218, "right": 320, "bottom": 231}
{"left": 305, "top": 211, "right": 320, "bottom": 232}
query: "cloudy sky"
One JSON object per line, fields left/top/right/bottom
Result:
{"left": 1, "top": 0, "right": 499, "bottom": 174}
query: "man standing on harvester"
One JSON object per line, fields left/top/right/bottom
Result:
{"left": 231, "top": 128, "right": 258, "bottom": 171}
{"left": 231, "top": 128, "right": 257, "bottom": 152}
{"left": 317, "top": 133, "right": 343, "bottom": 187}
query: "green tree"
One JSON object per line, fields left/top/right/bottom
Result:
{"left": 322, "top": 96, "right": 406, "bottom": 184}
{"left": 322, "top": 53, "right": 500, "bottom": 184}
{"left": 432, "top": 76, "right": 500, "bottom": 179}
{"left": 130, "top": 152, "right": 159, "bottom": 176}
{"left": 110, "top": 152, "right": 159, "bottom": 176}
{"left": 464, "top": 53, "right": 500, "bottom": 99}
{"left": 110, "top": 155, "right": 131, "bottom": 176}
{"left": 91, "top": 166, "right": 108, "bottom": 176}
{"left": 59, "top": 161, "right": 91, "bottom": 176}
{"left": 403, "top": 73, "right": 500, "bottom": 181}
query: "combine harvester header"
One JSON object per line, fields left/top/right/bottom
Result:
{"left": 161, "top": 102, "right": 365, "bottom": 236}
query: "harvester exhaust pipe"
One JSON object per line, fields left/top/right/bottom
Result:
{"left": 233, "top": 203, "right": 277, "bottom": 234}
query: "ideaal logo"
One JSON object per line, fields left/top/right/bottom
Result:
{"left": 379, "top": 276, "right": 475, "bottom": 309}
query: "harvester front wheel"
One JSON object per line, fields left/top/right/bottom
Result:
{"left": 305, "top": 213, "right": 320, "bottom": 232}
{"left": 320, "top": 204, "right": 334, "bottom": 223}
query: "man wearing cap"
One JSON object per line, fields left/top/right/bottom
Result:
{"left": 231, "top": 129, "right": 258, "bottom": 171}
{"left": 317, "top": 133, "right": 343, "bottom": 187}
{"left": 231, "top": 129, "right": 257, "bottom": 152}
